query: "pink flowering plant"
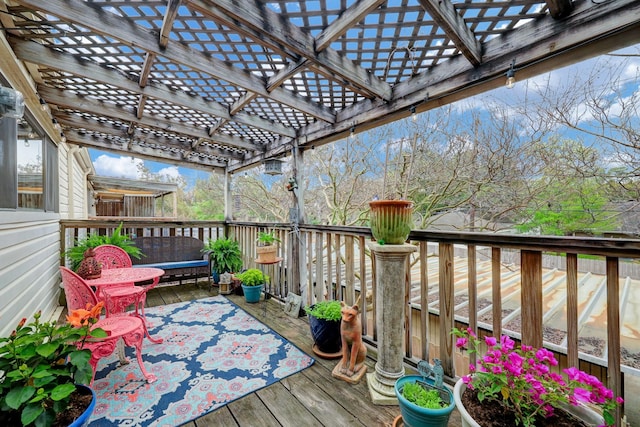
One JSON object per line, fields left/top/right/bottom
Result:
{"left": 453, "top": 327, "right": 622, "bottom": 427}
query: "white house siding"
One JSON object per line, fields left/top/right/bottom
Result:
{"left": 0, "top": 212, "right": 61, "bottom": 337}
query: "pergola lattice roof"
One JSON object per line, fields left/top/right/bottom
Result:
{"left": 1, "top": 0, "right": 639, "bottom": 173}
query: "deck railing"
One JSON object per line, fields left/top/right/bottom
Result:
{"left": 61, "top": 219, "right": 640, "bottom": 424}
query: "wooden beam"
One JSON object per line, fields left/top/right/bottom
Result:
{"left": 0, "top": 29, "right": 59, "bottom": 142}
{"left": 64, "top": 129, "right": 226, "bottom": 171}
{"left": 138, "top": 53, "right": 156, "bottom": 88}
{"left": 9, "top": 37, "right": 296, "bottom": 138}
{"left": 38, "top": 86, "right": 261, "bottom": 152}
{"left": 56, "top": 113, "right": 244, "bottom": 160}
{"left": 266, "top": 58, "right": 308, "bottom": 92}
{"left": 417, "top": 0, "right": 482, "bottom": 66}
{"left": 16, "top": 0, "right": 336, "bottom": 123}
{"left": 311, "top": 1, "right": 640, "bottom": 147}
{"left": 187, "top": 0, "right": 392, "bottom": 101}
{"left": 160, "top": 0, "right": 182, "bottom": 48}
{"left": 315, "top": 0, "right": 386, "bottom": 52}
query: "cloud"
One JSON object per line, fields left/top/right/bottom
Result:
{"left": 92, "top": 154, "right": 142, "bottom": 179}
{"left": 156, "top": 166, "right": 180, "bottom": 181}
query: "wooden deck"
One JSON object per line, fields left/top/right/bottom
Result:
{"left": 143, "top": 282, "right": 463, "bottom": 427}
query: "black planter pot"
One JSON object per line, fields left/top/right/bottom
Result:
{"left": 308, "top": 313, "right": 341, "bottom": 358}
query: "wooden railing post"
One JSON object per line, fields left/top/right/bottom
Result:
{"left": 521, "top": 250, "right": 542, "bottom": 349}
{"left": 606, "top": 257, "right": 622, "bottom": 427}
{"left": 439, "top": 242, "right": 455, "bottom": 378}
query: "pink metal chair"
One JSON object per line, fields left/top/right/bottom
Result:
{"left": 94, "top": 244, "right": 133, "bottom": 269}
{"left": 59, "top": 266, "right": 156, "bottom": 385}
{"left": 93, "top": 244, "right": 159, "bottom": 324}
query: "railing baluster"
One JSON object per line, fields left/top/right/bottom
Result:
{"left": 467, "top": 245, "right": 477, "bottom": 370}
{"left": 606, "top": 257, "right": 622, "bottom": 427}
{"left": 439, "top": 242, "right": 455, "bottom": 377}
{"left": 566, "top": 253, "right": 579, "bottom": 368}
{"left": 492, "top": 247, "right": 502, "bottom": 339}
{"left": 419, "top": 241, "right": 428, "bottom": 361}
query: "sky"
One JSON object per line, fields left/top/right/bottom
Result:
{"left": 87, "top": 43, "right": 640, "bottom": 190}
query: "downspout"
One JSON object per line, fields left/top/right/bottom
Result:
{"left": 71, "top": 146, "right": 94, "bottom": 219}
{"left": 66, "top": 146, "right": 79, "bottom": 219}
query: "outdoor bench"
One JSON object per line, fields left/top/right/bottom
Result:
{"left": 132, "top": 236, "right": 210, "bottom": 286}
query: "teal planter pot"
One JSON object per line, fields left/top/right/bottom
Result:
{"left": 241, "top": 284, "right": 263, "bottom": 303}
{"left": 395, "top": 375, "right": 455, "bottom": 427}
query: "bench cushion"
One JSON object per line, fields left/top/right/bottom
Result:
{"left": 134, "top": 260, "right": 208, "bottom": 270}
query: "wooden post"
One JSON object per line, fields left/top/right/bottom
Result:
{"left": 566, "top": 253, "right": 579, "bottom": 368}
{"left": 492, "top": 247, "right": 502, "bottom": 339}
{"left": 606, "top": 257, "right": 622, "bottom": 426}
{"left": 439, "top": 243, "right": 455, "bottom": 377}
{"left": 521, "top": 250, "right": 542, "bottom": 349}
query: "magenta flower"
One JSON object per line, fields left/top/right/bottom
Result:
{"left": 484, "top": 336, "right": 497, "bottom": 347}
{"left": 451, "top": 327, "right": 622, "bottom": 427}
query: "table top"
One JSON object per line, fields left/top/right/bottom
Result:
{"left": 86, "top": 267, "right": 164, "bottom": 287}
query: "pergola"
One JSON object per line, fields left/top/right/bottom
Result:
{"left": 1, "top": 0, "right": 639, "bottom": 176}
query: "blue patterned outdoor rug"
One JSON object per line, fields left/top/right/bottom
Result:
{"left": 88, "top": 296, "right": 314, "bottom": 427}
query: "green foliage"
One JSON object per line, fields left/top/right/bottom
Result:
{"left": 0, "top": 310, "right": 105, "bottom": 426}
{"left": 515, "top": 178, "right": 618, "bottom": 236}
{"left": 203, "top": 237, "right": 243, "bottom": 273}
{"left": 64, "top": 223, "right": 141, "bottom": 270}
{"left": 304, "top": 300, "right": 342, "bottom": 321}
{"left": 235, "top": 268, "right": 268, "bottom": 286}
{"left": 401, "top": 381, "right": 446, "bottom": 409}
{"left": 257, "top": 231, "right": 281, "bottom": 246}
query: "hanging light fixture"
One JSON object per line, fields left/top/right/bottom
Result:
{"left": 263, "top": 158, "right": 283, "bottom": 176}
{"left": 505, "top": 59, "right": 516, "bottom": 89}
{"left": 410, "top": 105, "right": 417, "bottom": 122}
{"left": 349, "top": 125, "right": 356, "bottom": 141}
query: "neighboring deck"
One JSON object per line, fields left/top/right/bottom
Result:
{"left": 144, "top": 282, "right": 463, "bottom": 427}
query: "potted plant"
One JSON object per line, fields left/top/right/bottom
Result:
{"left": 0, "top": 303, "right": 107, "bottom": 427}
{"left": 452, "top": 327, "right": 623, "bottom": 427}
{"left": 64, "top": 223, "right": 142, "bottom": 271}
{"left": 304, "top": 300, "right": 342, "bottom": 358}
{"left": 394, "top": 359, "right": 455, "bottom": 427}
{"left": 369, "top": 199, "right": 414, "bottom": 245}
{"left": 203, "top": 237, "right": 243, "bottom": 294}
{"left": 256, "top": 231, "right": 281, "bottom": 263}
{"left": 235, "top": 268, "right": 268, "bottom": 303}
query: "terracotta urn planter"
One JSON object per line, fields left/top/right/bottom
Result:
{"left": 369, "top": 200, "right": 413, "bottom": 245}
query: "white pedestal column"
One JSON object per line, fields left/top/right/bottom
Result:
{"left": 366, "top": 242, "right": 417, "bottom": 405}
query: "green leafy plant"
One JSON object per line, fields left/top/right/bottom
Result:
{"left": 401, "top": 381, "right": 447, "bottom": 409}
{"left": 304, "top": 300, "right": 342, "bottom": 321}
{"left": 203, "top": 237, "right": 243, "bottom": 274}
{"left": 235, "top": 268, "right": 268, "bottom": 286}
{"left": 453, "top": 327, "right": 623, "bottom": 427}
{"left": 256, "top": 231, "right": 281, "bottom": 246}
{"left": 0, "top": 304, "right": 107, "bottom": 427}
{"left": 64, "top": 223, "right": 142, "bottom": 270}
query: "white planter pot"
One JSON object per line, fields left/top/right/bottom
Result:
{"left": 453, "top": 378, "right": 605, "bottom": 427}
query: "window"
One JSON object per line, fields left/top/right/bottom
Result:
{"left": 0, "top": 114, "right": 58, "bottom": 212}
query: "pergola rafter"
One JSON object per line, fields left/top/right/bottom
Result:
{"left": 1, "top": 0, "right": 638, "bottom": 173}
